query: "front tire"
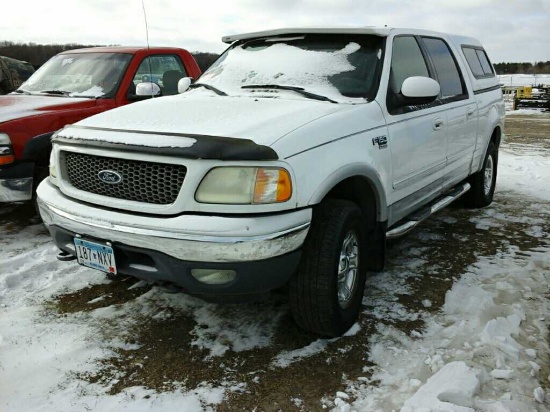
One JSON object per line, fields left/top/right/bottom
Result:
{"left": 463, "top": 141, "right": 498, "bottom": 208}
{"left": 289, "top": 199, "right": 367, "bottom": 337}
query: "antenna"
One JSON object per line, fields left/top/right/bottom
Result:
{"left": 141, "top": 0, "right": 150, "bottom": 50}
{"left": 141, "top": 0, "right": 154, "bottom": 97}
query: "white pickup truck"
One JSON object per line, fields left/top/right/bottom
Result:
{"left": 37, "top": 27, "right": 504, "bottom": 336}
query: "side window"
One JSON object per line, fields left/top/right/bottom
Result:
{"left": 462, "top": 47, "right": 484, "bottom": 77}
{"left": 133, "top": 55, "right": 187, "bottom": 96}
{"left": 462, "top": 46, "right": 495, "bottom": 78}
{"left": 422, "top": 37, "right": 466, "bottom": 100}
{"left": 475, "top": 49, "right": 494, "bottom": 75}
{"left": 387, "top": 36, "right": 430, "bottom": 113}
{"left": 389, "top": 36, "right": 430, "bottom": 93}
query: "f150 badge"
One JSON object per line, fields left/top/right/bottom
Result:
{"left": 372, "top": 135, "right": 388, "bottom": 149}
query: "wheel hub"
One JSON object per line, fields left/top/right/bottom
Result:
{"left": 337, "top": 231, "right": 359, "bottom": 309}
{"left": 483, "top": 154, "right": 494, "bottom": 196}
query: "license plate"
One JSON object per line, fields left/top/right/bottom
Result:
{"left": 74, "top": 238, "right": 117, "bottom": 274}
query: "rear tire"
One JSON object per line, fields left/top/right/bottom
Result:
{"left": 289, "top": 199, "right": 367, "bottom": 337}
{"left": 463, "top": 142, "right": 497, "bottom": 208}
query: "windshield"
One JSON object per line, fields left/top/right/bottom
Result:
{"left": 198, "top": 34, "right": 384, "bottom": 103}
{"left": 19, "top": 52, "right": 132, "bottom": 98}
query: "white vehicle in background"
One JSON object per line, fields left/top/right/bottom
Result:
{"left": 37, "top": 27, "right": 504, "bottom": 336}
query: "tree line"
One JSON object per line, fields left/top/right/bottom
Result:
{"left": 0, "top": 41, "right": 219, "bottom": 72}
{"left": 1, "top": 40, "right": 549, "bottom": 75}
{"left": 493, "top": 61, "right": 550, "bottom": 74}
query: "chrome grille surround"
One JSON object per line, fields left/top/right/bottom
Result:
{"left": 62, "top": 151, "right": 186, "bottom": 204}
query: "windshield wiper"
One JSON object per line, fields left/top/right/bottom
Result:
{"left": 189, "top": 83, "right": 227, "bottom": 96}
{"left": 12, "top": 89, "right": 31, "bottom": 95}
{"left": 241, "top": 84, "right": 337, "bottom": 103}
{"left": 39, "top": 90, "right": 71, "bottom": 96}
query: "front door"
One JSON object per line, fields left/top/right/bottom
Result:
{"left": 385, "top": 35, "right": 447, "bottom": 221}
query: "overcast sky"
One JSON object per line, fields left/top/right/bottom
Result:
{"left": 1, "top": 0, "right": 548, "bottom": 63}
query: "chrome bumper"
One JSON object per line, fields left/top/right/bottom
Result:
{"left": 0, "top": 177, "right": 33, "bottom": 202}
{"left": 37, "top": 180, "right": 311, "bottom": 263}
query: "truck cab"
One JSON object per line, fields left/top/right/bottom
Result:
{"left": 0, "top": 46, "right": 200, "bottom": 203}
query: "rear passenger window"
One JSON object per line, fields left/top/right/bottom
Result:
{"left": 476, "top": 49, "right": 494, "bottom": 75}
{"left": 422, "top": 37, "right": 466, "bottom": 100}
{"left": 462, "top": 47, "right": 484, "bottom": 77}
{"left": 462, "top": 46, "right": 495, "bottom": 78}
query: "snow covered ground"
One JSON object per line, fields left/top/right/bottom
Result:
{"left": 1, "top": 113, "right": 549, "bottom": 411}
{"left": 499, "top": 74, "right": 550, "bottom": 87}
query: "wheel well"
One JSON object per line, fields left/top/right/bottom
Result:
{"left": 322, "top": 176, "right": 386, "bottom": 272}
{"left": 491, "top": 126, "right": 501, "bottom": 147}
{"left": 32, "top": 148, "right": 50, "bottom": 185}
{"left": 324, "top": 176, "right": 377, "bottom": 229}
{"left": 21, "top": 132, "right": 53, "bottom": 183}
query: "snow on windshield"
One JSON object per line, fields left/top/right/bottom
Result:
{"left": 70, "top": 85, "right": 106, "bottom": 98}
{"left": 21, "top": 52, "right": 131, "bottom": 98}
{"left": 200, "top": 41, "right": 367, "bottom": 101}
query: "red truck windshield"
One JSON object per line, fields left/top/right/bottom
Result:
{"left": 19, "top": 52, "right": 132, "bottom": 98}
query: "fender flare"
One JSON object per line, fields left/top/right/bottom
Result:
{"left": 308, "top": 163, "right": 388, "bottom": 222}
{"left": 474, "top": 107, "right": 503, "bottom": 173}
{"left": 21, "top": 131, "right": 55, "bottom": 163}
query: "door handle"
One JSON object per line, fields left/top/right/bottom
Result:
{"left": 466, "top": 106, "right": 476, "bottom": 117}
{"left": 433, "top": 117, "right": 444, "bottom": 131}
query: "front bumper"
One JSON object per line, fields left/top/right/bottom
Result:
{"left": 0, "top": 162, "right": 34, "bottom": 202}
{"left": 37, "top": 180, "right": 311, "bottom": 296}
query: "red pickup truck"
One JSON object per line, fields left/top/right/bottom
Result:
{"left": 0, "top": 46, "right": 201, "bottom": 203}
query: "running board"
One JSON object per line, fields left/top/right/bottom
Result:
{"left": 386, "top": 182, "right": 471, "bottom": 240}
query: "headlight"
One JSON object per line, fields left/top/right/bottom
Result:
{"left": 196, "top": 167, "right": 292, "bottom": 204}
{"left": 49, "top": 149, "right": 58, "bottom": 181}
{"left": 0, "top": 133, "right": 15, "bottom": 166}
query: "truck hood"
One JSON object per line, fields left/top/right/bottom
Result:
{"left": 0, "top": 94, "right": 98, "bottom": 124}
{"left": 73, "top": 93, "right": 349, "bottom": 147}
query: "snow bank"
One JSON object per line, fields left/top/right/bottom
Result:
{"left": 0, "top": 228, "right": 229, "bottom": 411}
{"left": 498, "top": 74, "right": 550, "bottom": 87}
{"left": 506, "top": 108, "right": 549, "bottom": 116}
{"left": 274, "top": 338, "right": 337, "bottom": 367}
{"left": 401, "top": 361, "right": 480, "bottom": 412}
{"left": 498, "top": 149, "right": 550, "bottom": 201}
{"left": 346, "top": 246, "right": 549, "bottom": 411}
{"left": 340, "top": 146, "right": 550, "bottom": 411}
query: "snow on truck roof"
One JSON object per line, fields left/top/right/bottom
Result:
{"left": 222, "top": 27, "right": 482, "bottom": 48}
{"left": 222, "top": 27, "right": 392, "bottom": 43}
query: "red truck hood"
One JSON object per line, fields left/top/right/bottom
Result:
{"left": 0, "top": 94, "right": 98, "bottom": 124}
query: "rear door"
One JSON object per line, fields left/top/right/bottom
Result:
{"left": 421, "top": 36, "right": 476, "bottom": 188}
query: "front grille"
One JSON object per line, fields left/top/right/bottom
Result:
{"left": 62, "top": 151, "right": 186, "bottom": 204}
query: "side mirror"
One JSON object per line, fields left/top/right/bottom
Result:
{"left": 399, "top": 76, "right": 440, "bottom": 106}
{"left": 135, "top": 82, "right": 161, "bottom": 97}
{"left": 177, "top": 77, "right": 192, "bottom": 94}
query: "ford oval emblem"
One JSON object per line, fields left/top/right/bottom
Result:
{"left": 98, "top": 170, "right": 123, "bottom": 184}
